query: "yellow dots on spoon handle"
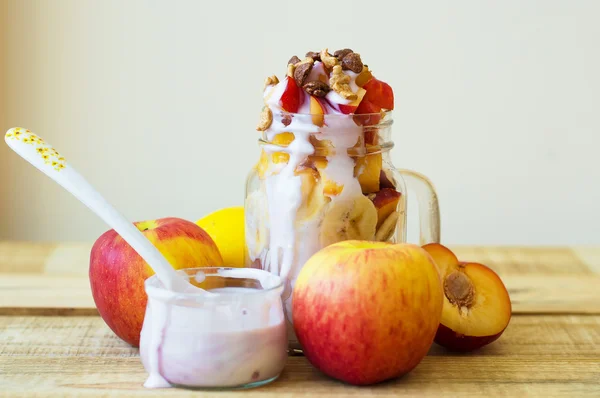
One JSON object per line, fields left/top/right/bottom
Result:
{"left": 5, "top": 127, "right": 67, "bottom": 171}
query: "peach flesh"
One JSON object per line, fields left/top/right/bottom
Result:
{"left": 422, "top": 244, "right": 511, "bottom": 352}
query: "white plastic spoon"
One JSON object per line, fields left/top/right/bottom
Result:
{"left": 4, "top": 127, "right": 210, "bottom": 294}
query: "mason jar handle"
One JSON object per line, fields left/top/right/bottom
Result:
{"left": 399, "top": 169, "right": 440, "bottom": 245}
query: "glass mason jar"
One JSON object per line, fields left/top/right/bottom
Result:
{"left": 244, "top": 110, "right": 439, "bottom": 349}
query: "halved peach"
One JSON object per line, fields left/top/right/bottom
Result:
{"left": 422, "top": 243, "right": 511, "bottom": 352}
{"left": 370, "top": 188, "right": 401, "bottom": 228}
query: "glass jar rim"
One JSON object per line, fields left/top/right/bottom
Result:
{"left": 272, "top": 109, "right": 392, "bottom": 118}
{"left": 270, "top": 109, "right": 393, "bottom": 127}
{"left": 144, "top": 267, "right": 283, "bottom": 301}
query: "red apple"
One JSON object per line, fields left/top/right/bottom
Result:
{"left": 280, "top": 76, "right": 301, "bottom": 113}
{"left": 363, "top": 77, "right": 394, "bottom": 110}
{"left": 89, "top": 217, "right": 223, "bottom": 346}
{"left": 293, "top": 241, "right": 443, "bottom": 385}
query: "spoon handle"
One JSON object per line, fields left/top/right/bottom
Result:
{"left": 4, "top": 127, "right": 180, "bottom": 290}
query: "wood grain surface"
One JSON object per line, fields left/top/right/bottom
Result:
{"left": 1, "top": 244, "right": 599, "bottom": 315}
{"left": 1, "top": 315, "right": 599, "bottom": 397}
{"left": 1, "top": 243, "right": 599, "bottom": 397}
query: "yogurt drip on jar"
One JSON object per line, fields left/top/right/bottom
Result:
{"left": 257, "top": 66, "right": 364, "bottom": 331}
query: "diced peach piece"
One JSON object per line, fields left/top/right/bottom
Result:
{"left": 271, "top": 132, "right": 294, "bottom": 164}
{"left": 380, "top": 169, "right": 396, "bottom": 189}
{"left": 338, "top": 87, "right": 367, "bottom": 114}
{"left": 310, "top": 96, "right": 327, "bottom": 127}
{"left": 272, "top": 132, "right": 295, "bottom": 145}
{"left": 355, "top": 67, "right": 373, "bottom": 87}
{"left": 364, "top": 128, "right": 379, "bottom": 145}
{"left": 354, "top": 153, "right": 382, "bottom": 194}
{"left": 422, "top": 243, "right": 512, "bottom": 352}
{"left": 363, "top": 77, "right": 394, "bottom": 110}
{"left": 370, "top": 188, "right": 402, "bottom": 228}
{"left": 309, "top": 135, "right": 334, "bottom": 152}
{"left": 313, "top": 157, "right": 344, "bottom": 197}
{"left": 354, "top": 98, "right": 382, "bottom": 127}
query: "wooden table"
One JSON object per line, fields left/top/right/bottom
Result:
{"left": 1, "top": 242, "right": 599, "bottom": 397}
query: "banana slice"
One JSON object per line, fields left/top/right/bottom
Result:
{"left": 320, "top": 195, "right": 378, "bottom": 247}
{"left": 245, "top": 189, "right": 269, "bottom": 261}
{"left": 375, "top": 210, "right": 399, "bottom": 242}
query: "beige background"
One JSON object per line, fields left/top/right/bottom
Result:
{"left": 1, "top": 0, "right": 598, "bottom": 245}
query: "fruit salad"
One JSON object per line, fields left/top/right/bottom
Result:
{"left": 246, "top": 48, "right": 401, "bottom": 345}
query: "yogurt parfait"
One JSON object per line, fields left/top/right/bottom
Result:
{"left": 245, "top": 48, "right": 439, "bottom": 348}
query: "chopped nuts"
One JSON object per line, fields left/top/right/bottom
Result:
{"left": 263, "top": 75, "right": 279, "bottom": 90}
{"left": 341, "top": 52, "right": 363, "bottom": 73}
{"left": 298, "top": 57, "right": 315, "bottom": 65}
{"left": 303, "top": 80, "right": 330, "bottom": 97}
{"left": 294, "top": 58, "right": 314, "bottom": 87}
{"left": 334, "top": 48, "right": 353, "bottom": 59}
{"left": 305, "top": 51, "right": 321, "bottom": 62}
{"left": 330, "top": 65, "right": 357, "bottom": 100}
{"left": 287, "top": 63, "right": 295, "bottom": 78}
{"left": 320, "top": 48, "right": 338, "bottom": 69}
{"left": 288, "top": 55, "right": 301, "bottom": 66}
{"left": 256, "top": 107, "right": 273, "bottom": 131}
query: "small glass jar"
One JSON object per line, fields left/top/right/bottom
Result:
{"left": 139, "top": 267, "right": 287, "bottom": 389}
{"left": 244, "top": 111, "right": 440, "bottom": 349}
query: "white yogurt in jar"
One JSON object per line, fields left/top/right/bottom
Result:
{"left": 140, "top": 268, "right": 287, "bottom": 389}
